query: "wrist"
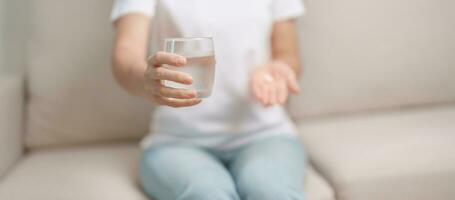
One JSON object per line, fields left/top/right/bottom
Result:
{"left": 271, "top": 60, "right": 297, "bottom": 77}
{"left": 122, "top": 61, "right": 148, "bottom": 97}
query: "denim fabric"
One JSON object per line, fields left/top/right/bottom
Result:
{"left": 140, "top": 136, "right": 306, "bottom": 200}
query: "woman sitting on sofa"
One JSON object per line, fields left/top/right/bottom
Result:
{"left": 111, "top": 0, "right": 306, "bottom": 199}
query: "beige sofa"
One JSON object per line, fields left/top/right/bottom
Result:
{"left": 0, "top": 0, "right": 454, "bottom": 200}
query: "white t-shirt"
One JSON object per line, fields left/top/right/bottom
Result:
{"left": 111, "top": 0, "right": 305, "bottom": 149}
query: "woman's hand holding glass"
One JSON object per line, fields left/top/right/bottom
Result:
{"left": 250, "top": 61, "right": 301, "bottom": 107}
{"left": 145, "top": 51, "right": 202, "bottom": 107}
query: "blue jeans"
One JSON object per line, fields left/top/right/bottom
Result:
{"left": 140, "top": 136, "right": 306, "bottom": 200}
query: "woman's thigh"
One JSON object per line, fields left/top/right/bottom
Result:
{"left": 141, "top": 144, "right": 240, "bottom": 200}
{"left": 228, "top": 136, "right": 307, "bottom": 200}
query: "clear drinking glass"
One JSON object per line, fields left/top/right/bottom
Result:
{"left": 163, "top": 37, "right": 216, "bottom": 98}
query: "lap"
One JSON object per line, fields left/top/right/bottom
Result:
{"left": 140, "top": 136, "right": 306, "bottom": 200}
{"left": 228, "top": 137, "right": 307, "bottom": 199}
{"left": 229, "top": 136, "right": 306, "bottom": 176}
{"left": 141, "top": 143, "right": 238, "bottom": 200}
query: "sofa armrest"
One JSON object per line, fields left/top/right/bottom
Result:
{"left": 0, "top": 75, "right": 24, "bottom": 180}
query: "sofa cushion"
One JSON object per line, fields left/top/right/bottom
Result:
{"left": 289, "top": 0, "right": 455, "bottom": 118}
{"left": 0, "top": 143, "right": 334, "bottom": 200}
{"left": 25, "top": 0, "right": 152, "bottom": 148}
{"left": 298, "top": 105, "right": 455, "bottom": 200}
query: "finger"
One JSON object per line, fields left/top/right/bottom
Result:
{"left": 286, "top": 74, "right": 301, "bottom": 94}
{"left": 153, "top": 67, "right": 193, "bottom": 85}
{"left": 251, "top": 80, "right": 262, "bottom": 101}
{"left": 153, "top": 95, "right": 202, "bottom": 107}
{"left": 277, "top": 80, "right": 288, "bottom": 104}
{"left": 144, "top": 78, "right": 162, "bottom": 92}
{"left": 264, "top": 82, "right": 275, "bottom": 107}
{"left": 163, "top": 97, "right": 202, "bottom": 107}
{"left": 271, "top": 81, "right": 281, "bottom": 106}
{"left": 258, "top": 81, "right": 269, "bottom": 106}
{"left": 148, "top": 51, "right": 187, "bottom": 67}
{"left": 252, "top": 78, "right": 267, "bottom": 103}
{"left": 157, "top": 86, "right": 197, "bottom": 99}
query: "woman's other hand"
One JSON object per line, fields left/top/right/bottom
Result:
{"left": 144, "top": 51, "right": 202, "bottom": 107}
{"left": 250, "top": 61, "right": 300, "bottom": 107}
{"left": 251, "top": 19, "right": 302, "bottom": 107}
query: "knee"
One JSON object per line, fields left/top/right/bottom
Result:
{"left": 238, "top": 182, "right": 305, "bottom": 200}
{"left": 177, "top": 181, "right": 240, "bottom": 200}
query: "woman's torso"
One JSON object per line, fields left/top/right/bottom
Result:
{"left": 143, "top": 0, "right": 297, "bottom": 147}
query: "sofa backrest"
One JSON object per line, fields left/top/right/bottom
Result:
{"left": 14, "top": 0, "right": 454, "bottom": 148}
{"left": 289, "top": 0, "right": 455, "bottom": 118}
{"left": 24, "top": 0, "right": 153, "bottom": 148}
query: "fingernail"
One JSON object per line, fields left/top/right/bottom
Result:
{"left": 186, "top": 93, "right": 194, "bottom": 98}
{"left": 178, "top": 57, "right": 187, "bottom": 66}
{"left": 189, "top": 91, "right": 197, "bottom": 98}
{"left": 185, "top": 78, "right": 193, "bottom": 85}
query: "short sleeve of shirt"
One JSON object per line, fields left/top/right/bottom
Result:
{"left": 271, "top": 0, "right": 305, "bottom": 21}
{"left": 111, "top": 0, "right": 156, "bottom": 22}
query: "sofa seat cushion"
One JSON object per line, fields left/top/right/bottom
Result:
{"left": 0, "top": 143, "right": 334, "bottom": 200}
{"left": 298, "top": 105, "right": 455, "bottom": 200}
